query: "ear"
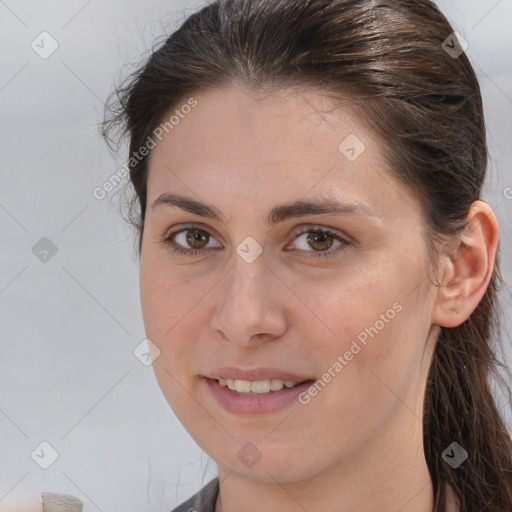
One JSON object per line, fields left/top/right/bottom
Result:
{"left": 432, "top": 200, "right": 499, "bottom": 328}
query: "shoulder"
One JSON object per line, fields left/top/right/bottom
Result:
{"left": 170, "top": 477, "right": 220, "bottom": 512}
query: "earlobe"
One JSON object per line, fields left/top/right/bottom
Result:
{"left": 432, "top": 200, "right": 499, "bottom": 328}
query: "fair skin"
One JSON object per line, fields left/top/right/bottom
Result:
{"left": 139, "top": 83, "right": 499, "bottom": 512}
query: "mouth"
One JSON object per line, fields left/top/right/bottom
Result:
{"left": 212, "top": 377, "right": 313, "bottom": 395}
{"left": 203, "top": 376, "right": 317, "bottom": 414}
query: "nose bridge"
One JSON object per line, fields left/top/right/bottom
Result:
{"left": 211, "top": 247, "right": 287, "bottom": 344}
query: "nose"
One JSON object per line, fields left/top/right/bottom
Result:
{"left": 210, "top": 249, "right": 289, "bottom": 347}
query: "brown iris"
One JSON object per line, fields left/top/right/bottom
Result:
{"left": 186, "top": 229, "right": 209, "bottom": 249}
{"left": 306, "top": 231, "right": 334, "bottom": 251}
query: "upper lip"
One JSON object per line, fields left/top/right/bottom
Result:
{"left": 206, "top": 367, "right": 314, "bottom": 382}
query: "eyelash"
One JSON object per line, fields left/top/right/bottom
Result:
{"left": 161, "top": 224, "right": 350, "bottom": 259}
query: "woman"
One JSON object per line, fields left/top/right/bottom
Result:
{"left": 102, "top": 0, "right": 512, "bottom": 511}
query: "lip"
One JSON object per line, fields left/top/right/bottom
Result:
{"left": 206, "top": 367, "right": 313, "bottom": 382}
{"left": 204, "top": 377, "right": 316, "bottom": 414}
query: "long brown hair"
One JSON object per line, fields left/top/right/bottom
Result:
{"left": 103, "top": 1, "right": 512, "bottom": 510}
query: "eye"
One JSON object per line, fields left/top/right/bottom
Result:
{"left": 161, "top": 224, "right": 222, "bottom": 255}
{"left": 161, "top": 224, "right": 350, "bottom": 259}
{"left": 286, "top": 227, "right": 349, "bottom": 258}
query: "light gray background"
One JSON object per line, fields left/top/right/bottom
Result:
{"left": 0, "top": 1, "right": 511, "bottom": 510}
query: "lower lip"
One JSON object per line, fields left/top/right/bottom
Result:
{"left": 204, "top": 378, "right": 315, "bottom": 414}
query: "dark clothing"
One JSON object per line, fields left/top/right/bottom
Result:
{"left": 170, "top": 477, "right": 219, "bottom": 512}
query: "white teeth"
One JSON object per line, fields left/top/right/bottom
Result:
{"left": 270, "top": 379, "right": 285, "bottom": 391}
{"left": 217, "top": 378, "right": 303, "bottom": 394}
{"left": 248, "top": 380, "right": 271, "bottom": 393}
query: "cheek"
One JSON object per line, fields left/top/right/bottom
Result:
{"left": 289, "top": 262, "right": 425, "bottom": 394}
{"left": 308, "top": 303, "right": 421, "bottom": 442}
{"left": 140, "top": 253, "right": 204, "bottom": 338}
{"left": 286, "top": 264, "right": 401, "bottom": 348}
{"left": 317, "top": 298, "right": 428, "bottom": 434}
{"left": 140, "top": 261, "right": 202, "bottom": 414}
{"left": 139, "top": 255, "right": 220, "bottom": 381}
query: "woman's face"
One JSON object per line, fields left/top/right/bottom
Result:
{"left": 140, "top": 84, "right": 441, "bottom": 484}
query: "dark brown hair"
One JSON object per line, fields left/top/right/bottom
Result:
{"left": 103, "top": 1, "right": 512, "bottom": 510}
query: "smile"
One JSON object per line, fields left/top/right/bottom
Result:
{"left": 218, "top": 378, "right": 307, "bottom": 394}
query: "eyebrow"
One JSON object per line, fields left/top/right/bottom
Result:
{"left": 150, "top": 193, "right": 380, "bottom": 225}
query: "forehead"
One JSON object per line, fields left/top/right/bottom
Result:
{"left": 150, "top": 84, "right": 370, "bottom": 163}
{"left": 146, "top": 84, "right": 416, "bottom": 220}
